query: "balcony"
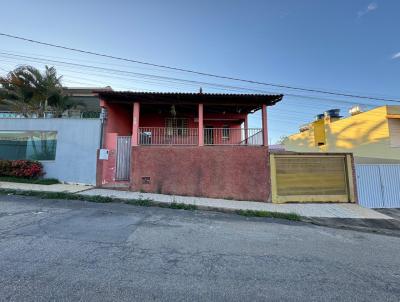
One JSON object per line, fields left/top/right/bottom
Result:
{"left": 138, "top": 127, "right": 263, "bottom": 146}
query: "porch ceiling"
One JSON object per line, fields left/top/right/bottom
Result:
{"left": 96, "top": 91, "right": 283, "bottom": 113}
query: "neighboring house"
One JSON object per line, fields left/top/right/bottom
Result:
{"left": 283, "top": 106, "right": 400, "bottom": 164}
{"left": 63, "top": 86, "right": 112, "bottom": 118}
{"left": 0, "top": 86, "right": 112, "bottom": 118}
{"left": 0, "top": 87, "right": 110, "bottom": 184}
{"left": 96, "top": 91, "right": 282, "bottom": 201}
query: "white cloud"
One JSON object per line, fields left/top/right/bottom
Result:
{"left": 357, "top": 2, "right": 378, "bottom": 17}
{"left": 392, "top": 52, "right": 400, "bottom": 60}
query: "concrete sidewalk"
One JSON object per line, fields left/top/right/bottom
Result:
{"left": 0, "top": 181, "right": 93, "bottom": 194}
{"left": 81, "top": 188, "right": 392, "bottom": 219}
{"left": 0, "top": 182, "right": 392, "bottom": 219}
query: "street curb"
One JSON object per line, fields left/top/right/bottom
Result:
{"left": 303, "top": 217, "right": 400, "bottom": 238}
{"left": 0, "top": 188, "right": 301, "bottom": 221}
{"left": 1, "top": 188, "right": 398, "bottom": 236}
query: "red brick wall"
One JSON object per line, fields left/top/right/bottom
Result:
{"left": 130, "top": 146, "right": 271, "bottom": 202}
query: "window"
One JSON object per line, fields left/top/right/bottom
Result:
{"left": 222, "top": 125, "right": 230, "bottom": 139}
{"left": 0, "top": 131, "right": 57, "bottom": 160}
{"left": 165, "top": 118, "right": 189, "bottom": 136}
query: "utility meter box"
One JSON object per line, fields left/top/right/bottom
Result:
{"left": 99, "top": 149, "right": 109, "bottom": 160}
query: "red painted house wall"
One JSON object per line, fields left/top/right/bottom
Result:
{"left": 99, "top": 102, "right": 132, "bottom": 184}
{"left": 97, "top": 100, "right": 270, "bottom": 201}
{"left": 130, "top": 146, "right": 271, "bottom": 202}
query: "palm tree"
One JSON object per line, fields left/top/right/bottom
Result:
{"left": 0, "top": 67, "right": 41, "bottom": 116}
{"left": 0, "top": 65, "right": 84, "bottom": 117}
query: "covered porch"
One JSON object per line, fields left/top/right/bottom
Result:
{"left": 98, "top": 91, "right": 283, "bottom": 148}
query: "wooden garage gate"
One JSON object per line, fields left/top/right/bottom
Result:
{"left": 270, "top": 153, "right": 356, "bottom": 203}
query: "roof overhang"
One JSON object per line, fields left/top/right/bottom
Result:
{"left": 95, "top": 91, "right": 283, "bottom": 113}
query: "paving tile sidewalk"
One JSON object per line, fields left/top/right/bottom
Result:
{"left": 0, "top": 182, "right": 392, "bottom": 220}
{"left": 0, "top": 181, "right": 93, "bottom": 194}
{"left": 81, "top": 188, "right": 392, "bottom": 219}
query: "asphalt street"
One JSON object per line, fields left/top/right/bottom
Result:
{"left": 0, "top": 195, "right": 399, "bottom": 301}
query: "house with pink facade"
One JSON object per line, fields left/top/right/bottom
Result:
{"left": 96, "top": 91, "right": 283, "bottom": 201}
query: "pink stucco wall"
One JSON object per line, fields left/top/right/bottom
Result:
{"left": 98, "top": 101, "right": 132, "bottom": 184}
{"left": 130, "top": 146, "right": 271, "bottom": 202}
{"left": 103, "top": 102, "right": 132, "bottom": 147}
{"left": 97, "top": 100, "right": 264, "bottom": 194}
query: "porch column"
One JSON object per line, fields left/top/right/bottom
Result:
{"left": 244, "top": 114, "right": 249, "bottom": 144}
{"left": 131, "top": 102, "right": 140, "bottom": 146}
{"left": 261, "top": 104, "right": 268, "bottom": 146}
{"left": 198, "top": 103, "right": 204, "bottom": 146}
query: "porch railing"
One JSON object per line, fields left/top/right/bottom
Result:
{"left": 138, "top": 127, "right": 263, "bottom": 146}
{"left": 139, "top": 127, "right": 198, "bottom": 145}
{"left": 204, "top": 128, "right": 263, "bottom": 145}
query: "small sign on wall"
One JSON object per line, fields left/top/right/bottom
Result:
{"left": 99, "top": 149, "right": 109, "bottom": 160}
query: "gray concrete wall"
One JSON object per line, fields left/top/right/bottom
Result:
{"left": 0, "top": 118, "right": 101, "bottom": 184}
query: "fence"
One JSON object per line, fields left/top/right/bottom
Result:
{"left": 139, "top": 128, "right": 198, "bottom": 145}
{"left": 356, "top": 164, "right": 400, "bottom": 208}
{"left": 138, "top": 127, "right": 263, "bottom": 146}
{"left": 204, "top": 128, "right": 262, "bottom": 145}
{"left": 0, "top": 118, "right": 101, "bottom": 184}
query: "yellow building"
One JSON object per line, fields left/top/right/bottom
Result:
{"left": 283, "top": 106, "right": 400, "bottom": 163}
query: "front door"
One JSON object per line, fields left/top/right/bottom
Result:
{"left": 204, "top": 126, "right": 214, "bottom": 145}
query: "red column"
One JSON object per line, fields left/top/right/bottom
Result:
{"left": 131, "top": 102, "right": 140, "bottom": 146}
{"left": 198, "top": 103, "right": 204, "bottom": 146}
{"left": 261, "top": 104, "right": 268, "bottom": 146}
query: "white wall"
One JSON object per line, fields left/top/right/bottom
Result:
{"left": 0, "top": 118, "right": 101, "bottom": 184}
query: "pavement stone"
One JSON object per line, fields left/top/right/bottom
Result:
{"left": 0, "top": 181, "right": 93, "bottom": 193}
{"left": 81, "top": 188, "right": 392, "bottom": 219}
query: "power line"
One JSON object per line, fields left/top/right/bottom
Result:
{"left": 4, "top": 47, "right": 400, "bottom": 100}
{"left": 0, "top": 60, "right": 392, "bottom": 130}
{"left": 0, "top": 32, "right": 398, "bottom": 102}
{"left": 1, "top": 51, "right": 399, "bottom": 108}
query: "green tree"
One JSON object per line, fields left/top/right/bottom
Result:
{"left": 0, "top": 65, "right": 84, "bottom": 117}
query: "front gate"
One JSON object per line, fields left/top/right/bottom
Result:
{"left": 270, "top": 153, "right": 356, "bottom": 203}
{"left": 115, "top": 136, "right": 131, "bottom": 181}
{"left": 356, "top": 164, "right": 400, "bottom": 208}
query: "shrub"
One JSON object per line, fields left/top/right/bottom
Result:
{"left": 0, "top": 176, "right": 59, "bottom": 185}
{"left": 0, "top": 160, "right": 44, "bottom": 179}
{"left": 0, "top": 160, "right": 12, "bottom": 175}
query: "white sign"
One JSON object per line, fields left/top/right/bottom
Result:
{"left": 99, "top": 149, "right": 109, "bottom": 160}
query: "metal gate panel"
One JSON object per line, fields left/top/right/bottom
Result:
{"left": 356, "top": 164, "right": 400, "bottom": 208}
{"left": 379, "top": 165, "right": 400, "bottom": 208}
{"left": 356, "top": 165, "right": 384, "bottom": 208}
{"left": 270, "top": 154, "right": 355, "bottom": 203}
{"left": 115, "top": 136, "right": 131, "bottom": 181}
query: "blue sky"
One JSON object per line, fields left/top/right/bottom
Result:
{"left": 0, "top": 0, "right": 399, "bottom": 142}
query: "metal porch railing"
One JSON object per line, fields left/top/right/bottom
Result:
{"left": 138, "top": 127, "right": 263, "bottom": 146}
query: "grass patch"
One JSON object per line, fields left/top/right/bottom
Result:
{"left": 167, "top": 202, "right": 197, "bottom": 210}
{"left": 0, "top": 189, "right": 117, "bottom": 203}
{"left": 0, "top": 188, "right": 198, "bottom": 211}
{"left": 0, "top": 176, "right": 60, "bottom": 185}
{"left": 0, "top": 188, "right": 299, "bottom": 222}
{"left": 125, "top": 198, "right": 153, "bottom": 207}
{"left": 236, "top": 209, "right": 301, "bottom": 221}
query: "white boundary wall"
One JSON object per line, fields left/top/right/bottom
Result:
{"left": 0, "top": 118, "right": 101, "bottom": 185}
